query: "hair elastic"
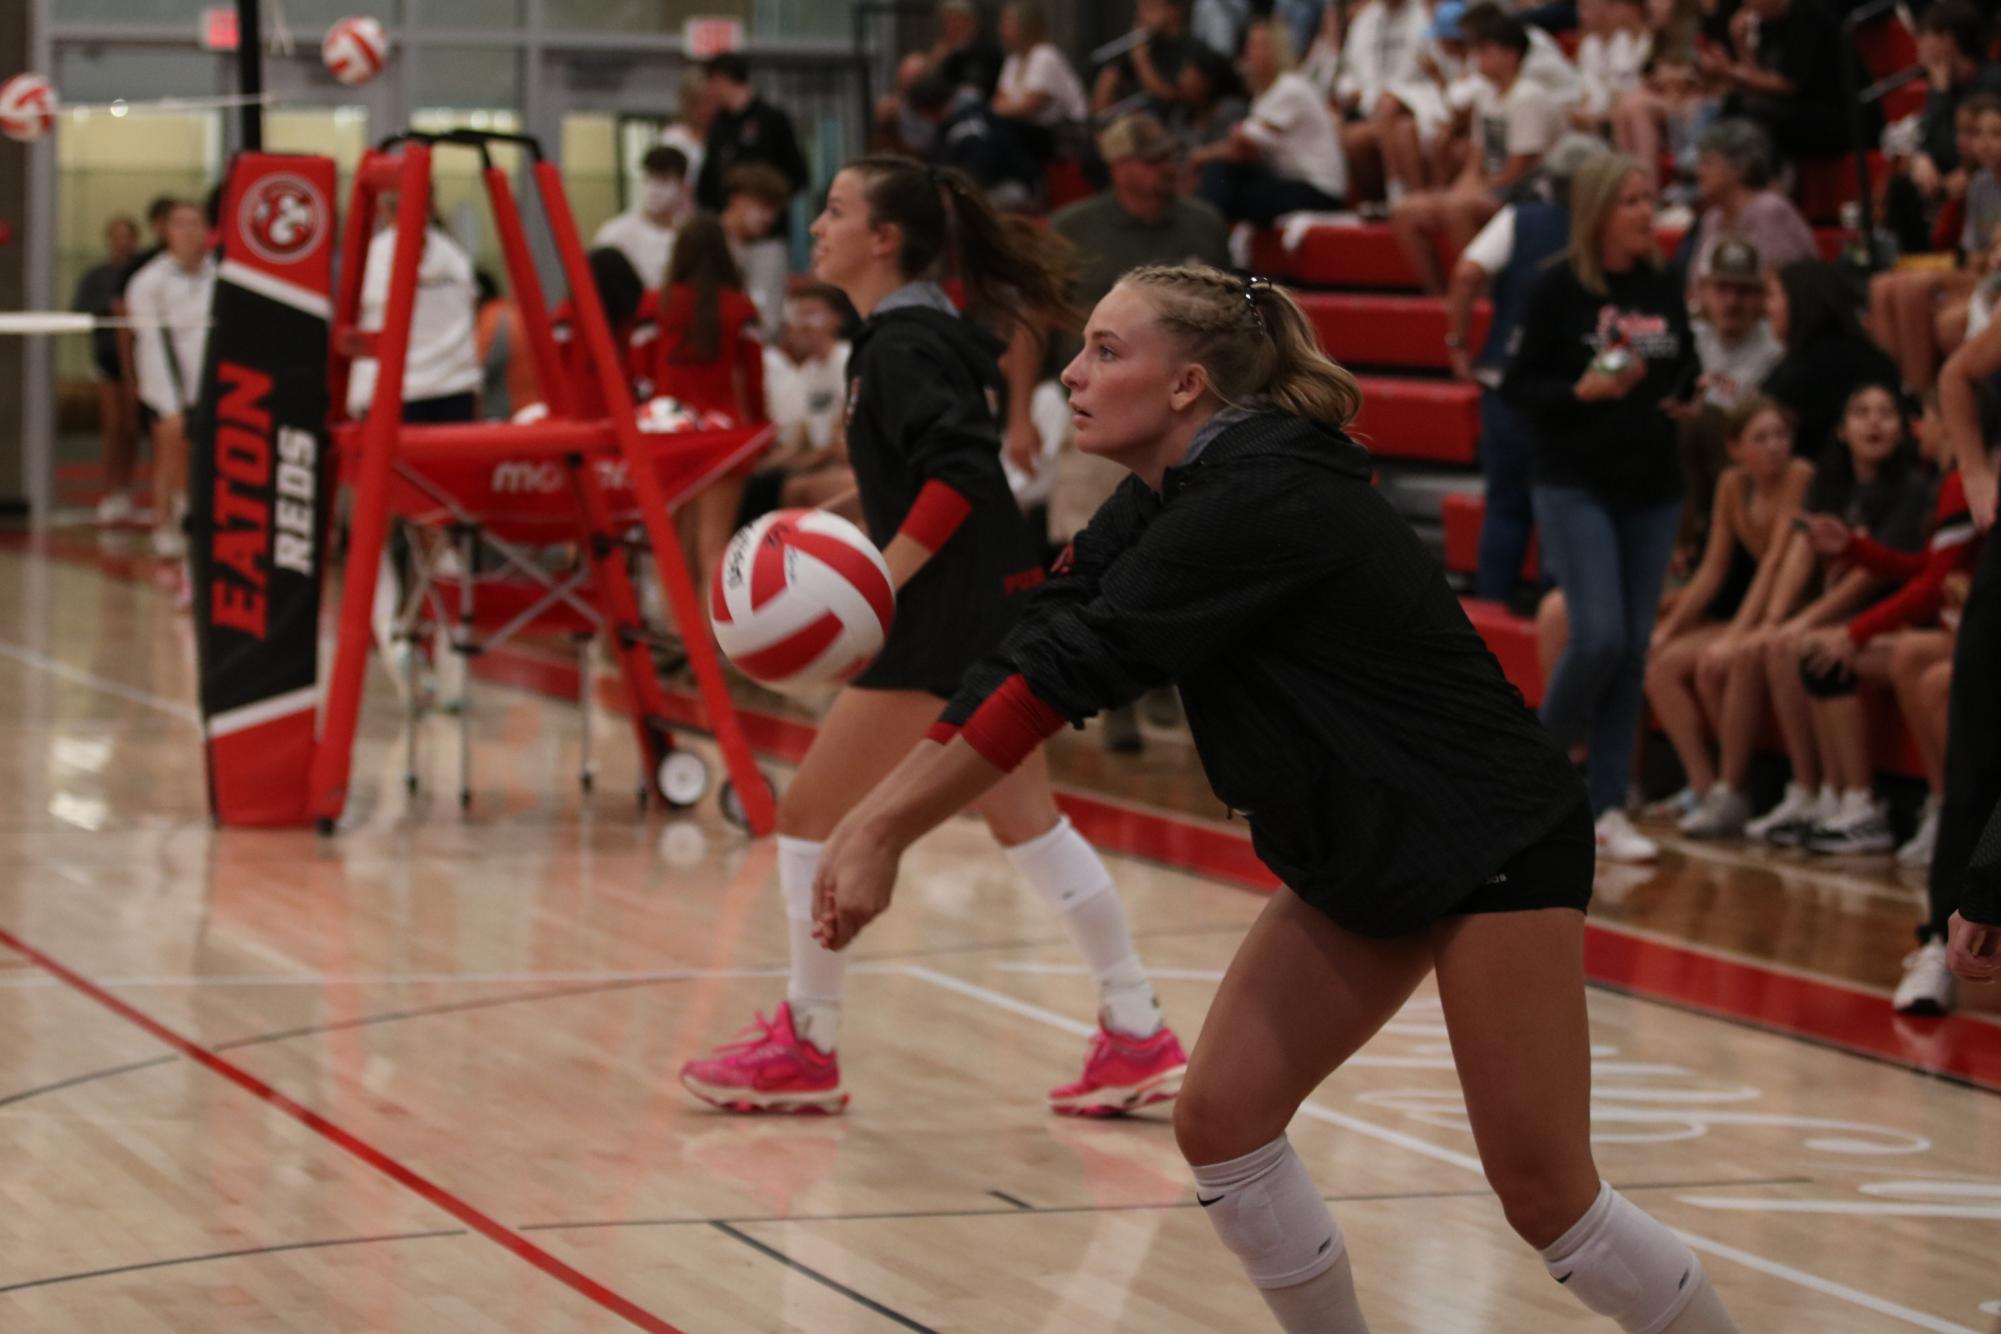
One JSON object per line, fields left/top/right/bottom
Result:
{"left": 1243, "top": 276, "right": 1272, "bottom": 332}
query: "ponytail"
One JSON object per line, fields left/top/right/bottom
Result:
{"left": 1122, "top": 265, "right": 1362, "bottom": 431}
{"left": 849, "top": 155, "right": 1081, "bottom": 332}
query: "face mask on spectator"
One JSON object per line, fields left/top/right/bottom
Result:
{"left": 643, "top": 179, "right": 684, "bottom": 218}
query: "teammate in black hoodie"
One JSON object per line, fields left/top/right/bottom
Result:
{"left": 808, "top": 265, "right": 1738, "bottom": 1334}
{"left": 680, "top": 158, "right": 1188, "bottom": 1121}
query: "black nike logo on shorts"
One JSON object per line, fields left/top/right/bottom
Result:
{"left": 1197, "top": 1194, "right": 1223, "bottom": 1207}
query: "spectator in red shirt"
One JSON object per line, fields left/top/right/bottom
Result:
{"left": 653, "top": 212, "right": 768, "bottom": 596}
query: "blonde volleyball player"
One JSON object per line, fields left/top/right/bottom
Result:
{"left": 678, "top": 158, "right": 1187, "bottom": 1117}
{"left": 807, "top": 266, "right": 1739, "bottom": 1333}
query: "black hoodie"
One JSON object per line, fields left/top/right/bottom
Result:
{"left": 846, "top": 301, "right": 1046, "bottom": 696}
{"left": 943, "top": 412, "right": 1585, "bottom": 936}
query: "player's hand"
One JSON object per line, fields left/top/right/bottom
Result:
{"left": 1800, "top": 627, "right": 1856, "bottom": 673}
{"left": 813, "top": 817, "right": 902, "bottom": 951}
{"left": 1945, "top": 911, "right": 2001, "bottom": 982}
{"left": 1965, "top": 466, "right": 1998, "bottom": 533}
{"left": 1447, "top": 346, "right": 1475, "bottom": 383}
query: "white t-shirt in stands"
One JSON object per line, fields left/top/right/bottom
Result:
{"left": 997, "top": 43, "right": 1087, "bottom": 127}
{"left": 763, "top": 342, "right": 851, "bottom": 450}
{"left": 1471, "top": 77, "right": 1565, "bottom": 180}
{"left": 593, "top": 210, "right": 678, "bottom": 290}
{"left": 1241, "top": 72, "right": 1349, "bottom": 201}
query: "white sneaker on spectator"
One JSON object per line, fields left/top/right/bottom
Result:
{"left": 1642, "top": 786, "right": 1698, "bottom": 820}
{"left": 1746, "top": 783, "right": 1817, "bottom": 846}
{"left": 1805, "top": 791, "right": 1895, "bottom": 855}
{"left": 1594, "top": 809, "right": 1659, "bottom": 863}
{"left": 150, "top": 525, "right": 186, "bottom": 560}
{"left": 1678, "top": 784, "right": 1749, "bottom": 838}
{"left": 95, "top": 492, "right": 135, "bottom": 525}
{"left": 1897, "top": 796, "right": 1942, "bottom": 867}
{"left": 1892, "top": 939, "right": 1956, "bottom": 1016}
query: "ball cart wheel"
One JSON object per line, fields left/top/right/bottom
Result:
{"left": 656, "top": 749, "right": 710, "bottom": 810}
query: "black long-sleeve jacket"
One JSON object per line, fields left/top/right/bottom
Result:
{"left": 943, "top": 413, "right": 1585, "bottom": 936}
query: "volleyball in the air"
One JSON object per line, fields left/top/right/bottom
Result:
{"left": 322, "top": 17, "right": 390, "bottom": 86}
{"left": 710, "top": 509, "right": 894, "bottom": 688}
{"left": 0, "top": 74, "right": 57, "bottom": 143}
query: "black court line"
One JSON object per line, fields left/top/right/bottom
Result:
{"left": 0, "top": 1054, "right": 178, "bottom": 1110}
{"left": 525, "top": 1177, "right": 1812, "bottom": 1235}
{"left": 709, "top": 1221, "right": 937, "bottom": 1333}
{"left": 0, "top": 1229, "right": 466, "bottom": 1295}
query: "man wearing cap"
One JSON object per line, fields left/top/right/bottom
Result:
{"left": 1690, "top": 239, "right": 1782, "bottom": 413}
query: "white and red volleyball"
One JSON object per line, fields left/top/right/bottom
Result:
{"left": 322, "top": 17, "right": 389, "bottom": 86}
{"left": 710, "top": 510, "right": 894, "bottom": 689}
{"left": 636, "top": 395, "right": 698, "bottom": 434}
{"left": 0, "top": 74, "right": 57, "bottom": 143}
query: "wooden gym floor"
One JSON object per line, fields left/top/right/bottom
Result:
{"left": 0, "top": 533, "right": 1998, "bottom": 1333}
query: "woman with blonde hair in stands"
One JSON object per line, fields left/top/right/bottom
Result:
{"left": 1505, "top": 151, "right": 1695, "bottom": 862}
{"left": 808, "top": 262, "right": 1738, "bottom": 1334}
{"left": 1188, "top": 19, "right": 1348, "bottom": 226}
{"left": 679, "top": 157, "right": 1188, "bottom": 1119}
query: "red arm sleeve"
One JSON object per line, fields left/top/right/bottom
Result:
{"left": 1845, "top": 533, "right": 1928, "bottom": 581}
{"left": 1848, "top": 540, "right": 1979, "bottom": 644}
{"left": 897, "top": 480, "right": 973, "bottom": 552}
{"left": 958, "top": 674, "right": 1066, "bottom": 772}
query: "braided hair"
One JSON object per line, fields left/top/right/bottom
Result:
{"left": 1118, "top": 264, "right": 1363, "bottom": 430}
{"left": 846, "top": 155, "right": 1081, "bottom": 333}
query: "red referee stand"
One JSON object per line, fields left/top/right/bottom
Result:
{"left": 195, "top": 131, "right": 777, "bottom": 835}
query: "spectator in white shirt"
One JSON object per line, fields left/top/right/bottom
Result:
{"left": 1333, "top": 0, "right": 1434, "bottom": 205}
{"left": 1190, "top": 20, "right": 1349, "bottom": 224}
{"left": 719, "top": 164, "right": 795, "bottom": 343}
{"left": 344, "top": 201, "right": 481, "bottom": 424}
{"left": 125, "top": 199, "right": 215, "bottom": 559}
{"left": 743, "top": 282, "right": 855, "bottom": 519}
{"left": 1392, "top": 12, "right": 1565, "bottom": 292}
{"left": 592, "top": 145, "right": 688, "bottom": 290}
{"left": 1574, "top": 0, "right": 1650, "bottom": 125}
{"left": 992, "top": 1, "right": 1088, "bottom": 166}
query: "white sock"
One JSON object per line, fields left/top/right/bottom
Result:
{"left": 777, "top": 835, "right": 843, "bottom": 1051}
{"left": 1540, "top": 1183, "right": 1736, "bottom": 1334}
{"left": 1191, "top": 1136, "right": 1367, "bottom": 1332}
{"left": 1005, "top": 818, "right": 1162, "bottom": 1037}
{"left": 1840, "top": 788, "right": 1876, "bottom": 820}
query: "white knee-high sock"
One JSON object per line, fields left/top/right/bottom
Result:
{"left": 777, "top": 835, "right": 844, "bottom": 1051}
{"left": 1191, "top": 1136, "right": 1369, "bottom": 1333}
{"left": 1540, "top": 1183, "right": 1738, "bottom": 1333}
{"left": 1004, "top": 817, "right": 1162, "bottom": 1036}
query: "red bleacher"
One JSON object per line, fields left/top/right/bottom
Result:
{"left": 1352, "top": 377, "right": 1481, "bottom": 465}
{"left": 1299, "top": 293, "right": 1491, "bottom": 372}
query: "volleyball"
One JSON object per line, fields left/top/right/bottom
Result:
{"left": 0, "top": 74, "right": 57, "bottom": 143}
{"left": 322, "top": 17, "right": 390, "bottom": 86}
{"left": 710, "top": 509, "right": 894, "bottom": 688}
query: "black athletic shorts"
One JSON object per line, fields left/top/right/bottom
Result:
{"left": 1444, "top": 797, "right": 1595, "bottom": 918}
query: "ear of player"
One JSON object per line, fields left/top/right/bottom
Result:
{"left": 0, "top": 15, "right": 392, "bottom": 141}
{"left": 710, "top": 509, "right": 896, "bottom": 690}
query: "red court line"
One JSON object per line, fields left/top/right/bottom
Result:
{"left": 478, "top": 647, "right": 2001, "bottom": 1096}
{"left": 0, "top": 926, "right": 686, "bottom": 1334}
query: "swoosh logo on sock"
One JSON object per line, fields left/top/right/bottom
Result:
{"left": 1679, "top": 1270, "right": 1689, "bottom": 1290}
{"left": 1318, "top": 1237, "right": 1333, "bottom": 1254}
{"left": 1196, "top": 1194, "right": 1224, "bottom": 1207}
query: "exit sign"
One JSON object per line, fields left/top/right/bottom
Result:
{"left": 202, "top": 5, "right": 240, "bottom": 52}
{"left": 683, "top": 17, "right": 744, "bottom": 60}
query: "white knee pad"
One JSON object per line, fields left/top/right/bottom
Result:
{"left": 1541, "top": 1183, "right": 1710, "bottom": 1334}
{"left": 1190, "top": 1136, "right": 1345, "bottom": 1290}
{"left": 1004, "top": 816, "right": 1113, "bottom": 912}
{"left": 777, "top": 835, "right": 825, "bottom": 923}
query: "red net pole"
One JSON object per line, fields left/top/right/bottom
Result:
{"left": 531, "top": 159, "right": 777, "bottom": 836}
{"left": 307, "top": 145, "right": 436, "bottom": 829}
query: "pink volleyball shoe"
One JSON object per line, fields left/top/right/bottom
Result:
{"left": 1048, "top": 1022, "right": 1188, "bottom": 1117}
{"left": 679, "top": 1002, "right": 849, "bottom": 1115}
